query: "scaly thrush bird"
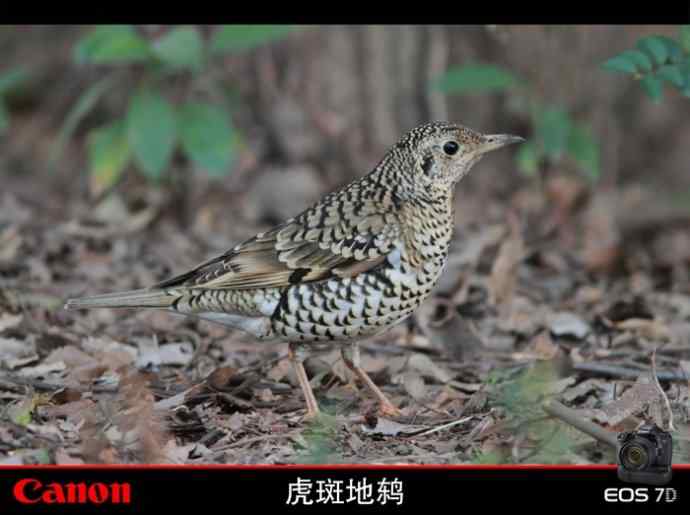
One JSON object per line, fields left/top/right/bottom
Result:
{"left": 66, "top": 122, "right": 523, "bottom": 419}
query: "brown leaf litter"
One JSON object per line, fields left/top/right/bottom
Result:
{"left": 1, "top": 177, "right": 689, "bottom": 464}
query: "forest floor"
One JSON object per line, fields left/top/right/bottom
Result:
{"left": 1, "top": 171, "right": 689, "bottom": 465}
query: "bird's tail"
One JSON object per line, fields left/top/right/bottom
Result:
{"left": 64, "top": 288, "right": 176, "bottom": 310}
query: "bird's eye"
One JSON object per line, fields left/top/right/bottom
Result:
{"left": 443, "top": 141, "right": 459, "bottom": 156}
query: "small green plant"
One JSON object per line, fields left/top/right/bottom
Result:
{"left": 603, "top": 26, "right": 690, "bottom": 102}
{"left": 296, "top": 413, "right": 341, "bottom": 464}
{"left": 488, "top": 362, "right": 582, "bottom": 464}
{"left": 58, "top": 25, "right": 295, "bottom": 196}
{"left": 0, "top": 67, "right": 28, "bottom": 134}
{"left": 434, "top": 64, "right": 600, "bottom": 182}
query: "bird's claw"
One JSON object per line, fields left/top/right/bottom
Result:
{"left": 378, "top": 402, "right": 402, "bottom": 418}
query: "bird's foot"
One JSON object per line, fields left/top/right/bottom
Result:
{"left": 377, "top": 401, "right": 402, "bottom": 418}
{"left": 302, "top": 407, "right": 321, "bottom": 422}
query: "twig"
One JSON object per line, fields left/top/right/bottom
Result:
{"left": 364, "top": 451, "right": 460, "bottom": 464}
{"left": 651, "top": 347, "right": 676, "bottom": 432}
{"left": 573, "top": 362, "right": 687, "bottom": 382}
{"left": 0, "top": 374, "right": 118, "bottom": 394}
{"left": 542, "top": 399, "right": 618, "bottom": 448}
{"left": 237, "top": 353, "right": 288, "bottom": 374}
{"left": 153, "top": 384, "right": 203, "bottom": 411}
{"left": 191, "top": 432, "right": 300, "bottom": 462}
{"left": 220, "top": 432, "right": 299, "bottom": 450}
{"left": 413, "top": 415, "right": 474, "bottom": 437}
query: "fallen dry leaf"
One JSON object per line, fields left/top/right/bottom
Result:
{"left": 561, "top": 379, "right": 612, "bottom": 403}
{"left": 17, "top": 360, "right": 66, "bottom": 377}
{"left": 402, "top": 371, "right": 426, "bottom": 402}
{"left": 488, "top": 212, "right": 525, "bottom": 306}
{"left": 581, "top": 192, "right": 622, "bottom": 274}
{"left": 44, "top": 345, "right": 97, "bottom": 368}
{"left": 406, "top": 353, "right": 451, "bottom": 384}
{"left": 0, "top": 314, "right": 22, "bottom": 333}
{"left": 497, "top": 296, "right": 551, "bottom": 336}
{"left": 54, "top": 448, "right": 85, "bottom": 465}
{"left": 532, "top": 331, "right": 560, "bottom": 361}
{"left": 0, "top": 226, "right": 22, "bottom": 263}
{"left": 593, "top": 375, "right": 662, "bottom": 428}
{"left": 207, "top": 366, "right": 238, "bottom": 390}
{"left": 0, "top": 337, "right": 37, "bottom": 369}
{"left": 40, "top": 399, "right": 96, "bottom": 424}
{"left": 615, "top": 318, "right": 672, "bottom": 342}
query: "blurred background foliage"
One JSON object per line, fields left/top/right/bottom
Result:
{"left": 435, "top": 64, "right": 601, "bottom": 181}
{"left": 603, "top": 27, "right": 690, "bottom": 102}
{"left": 58, "top": 25, "right": 296, "bottom": 196}
{"left": 2, "top": 25, "right": 690, "bottom": 221}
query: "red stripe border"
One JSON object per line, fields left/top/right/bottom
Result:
{"left": 0, "top": 464, "right": 689, "bottom": 470}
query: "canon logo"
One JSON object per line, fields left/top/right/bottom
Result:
{"left": 13, "top": 478, "right": 131, "bottom": 504}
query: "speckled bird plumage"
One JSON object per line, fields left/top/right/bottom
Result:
{"left": 66, "top": 121, "right": 523, "bottom": 418}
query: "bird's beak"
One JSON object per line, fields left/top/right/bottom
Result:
{"left": 478, "top": 134, "right": 525, "bottom": 154}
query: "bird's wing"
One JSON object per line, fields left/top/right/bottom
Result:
{"left": 154, "top": 194, "right": 402, "bottom": 291}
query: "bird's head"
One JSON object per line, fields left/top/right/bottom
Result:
{"left": 394, "top": 121, "right": 524, "bottom": 193}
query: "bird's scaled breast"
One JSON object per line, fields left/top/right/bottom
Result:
{"left": 270, "top": 243, "right": 449, "bottom": 343}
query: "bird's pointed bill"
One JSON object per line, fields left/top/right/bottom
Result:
{"left": 478, "top": 134, "right": 525, "bottom": 154}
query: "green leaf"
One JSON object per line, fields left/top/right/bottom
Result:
{"left": 0, "top": 67, "right": 28, "bottom": 95}
{"left": 434, "top": 64, "right": 521, "bottom": 95}
{"left": 680, "top": 25, "right": 690, "bottom": 53}
{"left": 621, "top": 49, "right": 653, "bottom": 72}
{"left": 641, "top": 74, "right": 663, "bottom": 102}
{"left": 152, "top": 26, "right": 204, "bottom": 72}
{"left": 567, "top": 124, "right": 600, "bottom": 182}
{"left": 210, "top": 25, "right": 294, "bottom": 53}
{"left": 535, "top": 107, "right": 571, "bottom": 159}
{"left": 88, "top": 120, "right": 130, "bottom": 195}
{"left": 681, "top": 62, "right": 690, "bottom": 90}
{"left": 602, "top": 54, "right": 638, "bottom": 74}
{"left": 178, "top": 102, "right": 235, "bottom": 175}
{"left": 515, "top": 141, "right": 540, "bottom": 177}
{"left": 657, "top": 36, "right": 685, "bottom": 63}
{"left": 74, "top": 25, "right": 151, "bottom": 65}
{"left": 8, "top": 395, "right": 39, "bottom": 427}
{"left": 471, "top": 449, "right": 506, "bottom": 465}
{"left": 657, "top": 64, "right": 685, "bottom": 88}
{"left": 126, "top": 89, "right": 177, "bottom": 179}
{"left": 637, "top": 36, "right": 669, "bottom": 65}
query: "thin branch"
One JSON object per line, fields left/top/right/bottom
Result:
{"left": 413, "top": 415, "right": 474, "bottom": 437}
{"left": 651, "top": 347, "right": 676, "bottom": 432}
{"left": 190, "top": 432, "right": 300, "bottom": 462}
{"left": 573, "top": 362, "right": 687, "bottom": 382}
{"left": 0, "top": 374, "right": 118, "bottom": 394}
{"left": 542, "top": 399, "right": 618, "bottom": 448}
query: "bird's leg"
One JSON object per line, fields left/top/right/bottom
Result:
{"left": 341, "top": 342, "right": 401, "bottom": 417}
{"left": 287, "top": 342, "right": 320, "bottom": 420}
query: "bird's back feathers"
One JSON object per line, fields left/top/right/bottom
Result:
{"left": 152, "top": 183, "right": 403, "bottom": 292}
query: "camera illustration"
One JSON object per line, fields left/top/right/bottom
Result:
{"left": 617, "top": 423, "right": 673, "bottom": 486}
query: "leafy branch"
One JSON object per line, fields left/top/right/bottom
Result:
{"left": 56, "top": 25, "right": 296, "bottom": 196}
{"left": 602, "top": 27, "right": 690, "bottom": 102}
